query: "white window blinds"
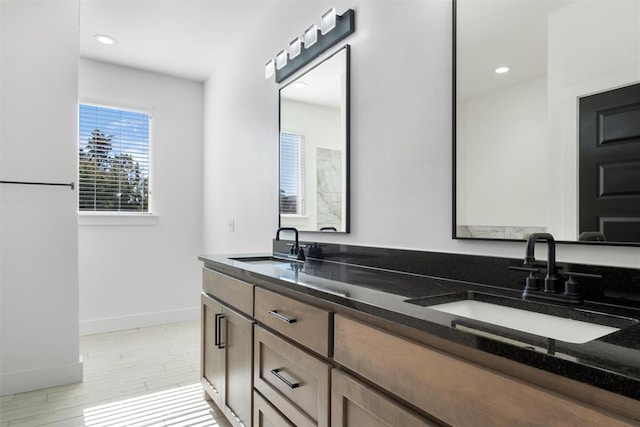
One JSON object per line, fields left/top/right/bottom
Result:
{"left": 280, "top": 132, "right": 306, "bottom": 215}
{"left": 79, "top": 104, "right": 152, "bottom": 213}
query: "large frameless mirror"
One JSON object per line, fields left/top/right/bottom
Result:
{"left": 454, "top": 0, "right": 640, "bottom": 245}
{"left": 279, "top": 45, "right": 350, "bottom": 232}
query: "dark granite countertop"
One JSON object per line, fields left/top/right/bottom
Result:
{"left": 198, "top": 253, "right": 640, "bottom": 402}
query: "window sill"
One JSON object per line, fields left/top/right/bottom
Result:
{"left": 78, "top": 213, "right": 158, "bottom": 226}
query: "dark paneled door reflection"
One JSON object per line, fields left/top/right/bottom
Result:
{"left": 579, "top": 82, "right": 640, "bottom": 243}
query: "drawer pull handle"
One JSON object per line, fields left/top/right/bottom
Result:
{"left": 271, "top": 368, "right": 300, "bottom": 389}
{"left": 268, "top": 310, "right": 297, "bottom": 324}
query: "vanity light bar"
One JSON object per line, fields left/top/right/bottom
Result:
{"left": 303, "top": 25, "right": 319, "bottom": 49}
{"left": 276, "top": 49, "right": 288, "bottom": 70}
{"left": 265, "top": 59, "right": 275, "bottom": 78}
{"left": 289, "top": 37, "right": 303, "bottom": 60}
{"left": 264, "top": 8, "right": 355, "bottom": 83}
{"left": 320, "top": 8, "right": 337, "bottom": 35}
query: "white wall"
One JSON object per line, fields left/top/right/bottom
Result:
{"left": 281, "top": 99, "right": 341, "bottom": 230}
{"left": 78, "top": 59, "right": 203, "bottom": 335}
{"left": 0, "top": 0, "right": 82, "bottom": 395}
{"left": 457, "top": 76, "right": 548, "bottom": 227}
{"left": 202, "top": 0, "right": 640, "bottom": 268}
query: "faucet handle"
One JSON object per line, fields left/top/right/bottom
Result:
{"left": 509, "top": 266, "right": 541, "bottom": 291}
{"left": 562, "top": 271, "right": 602, "bottom": 280}
{"left": 561, "top": 271, "right": 602, "bottom": 297}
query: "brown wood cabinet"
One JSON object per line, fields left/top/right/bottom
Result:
{"left": 331, "top": 369, "right": 436, "bottom": 427}
{"left": 201, "top": 263, "right": 638, "bottom": 426}
{"left": 202, "top": 294, "right": 225, "bottom": 408}
{"left": 201, "top": 269, "right": 255, "bottom": 427}
{"left": 334, "top": 314, "right": 635, "bottom": 427}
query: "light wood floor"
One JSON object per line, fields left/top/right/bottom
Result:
{"left": 0, "top": 321, "right": 231, "bottom": 427}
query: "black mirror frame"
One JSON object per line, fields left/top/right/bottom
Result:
{"left": 278, "top": 45, "right": 351, "bottom": 234}
{"left": 451, "top": 0, "right": 639, "bottom": 247}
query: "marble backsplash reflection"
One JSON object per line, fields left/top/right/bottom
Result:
{"left": 457, "top": 225, "right": 547, "bottom": 239}
{"left": 317, "top": 148, "right": 342, "bottom": 229}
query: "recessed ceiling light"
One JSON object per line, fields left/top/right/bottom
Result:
{"left": 294, "top": 82, "right": 307, "bottom": 89}
{"left": 495, "top": 66, "right": 510, "bottom": 74}
{"left": 94, "top": 34, "right": 117, "bottom": 45}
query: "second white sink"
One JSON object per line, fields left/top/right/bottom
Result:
{"left": 428, "top": 300, "right": 620, "bottom": 344}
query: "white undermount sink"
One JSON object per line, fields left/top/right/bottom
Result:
{"left": 428, "top": 300, "right": 620, "bottom": 344}
{"left": 231, "top": 256, "right": 297, "bottom": 267}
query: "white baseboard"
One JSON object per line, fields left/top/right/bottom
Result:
{"left": 79, "top": 307, "right": 200, "bottom": 336}
{"left": 0, "top": 360, "right": 83, "bottom": 396}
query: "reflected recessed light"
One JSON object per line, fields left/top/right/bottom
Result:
{"left": 495, "top": 66, "right": 510, "bottom": 74}
{"left": 294, "top": 82, "right": 307, "bottom": 89}
{"left": 94, "top": 34, "right": 117, "bottom": 45}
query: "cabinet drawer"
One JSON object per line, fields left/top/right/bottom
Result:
{"left": 203, "top": 268, "right": 254, "bottom": 316}
{"left": 254, "top": 325, "right": 330, "bottom": 427}
{"left": 255, "top": 287, "right": 332, "bottom": 356}
{"left": 254, "top": 390, "right": 295, "bottom": 427}
{"left": 334, "top": 315, "right": 632, "bottom": 427}
{"left": 332, "top": 369, "right": 436, "bottom": 427}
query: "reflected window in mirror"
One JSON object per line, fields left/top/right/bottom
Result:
{"left": 280, "top": 132, "right": 306, "bottom": 216}
{"left": 453, "top": 0, "right": 640, "bottom": 245}
{"left": 279, "top": 45, "right": 350, "bottom": 233}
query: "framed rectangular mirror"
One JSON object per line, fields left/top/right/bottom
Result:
{"left": 454, "top": 0, "right": 640, "bottom": 245}
{"left": 279, "top": 45, "right": 350, "bottom": 232}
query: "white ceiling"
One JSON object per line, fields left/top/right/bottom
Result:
{"left": 80, "top": 0, "right": 282, "bottom": 82}
{"left": 457, "top": 0, "right": 572, "bottom": 99}
{"left": 81, "top": 0, "right": 576, "bottom": 95}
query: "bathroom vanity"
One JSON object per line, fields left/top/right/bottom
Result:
{"left": 199, "top": 242, "right": 640, "bottom": 426}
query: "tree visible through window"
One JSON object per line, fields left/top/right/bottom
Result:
{"left": 78, "top": 104, "right": 151, "bottom": 213}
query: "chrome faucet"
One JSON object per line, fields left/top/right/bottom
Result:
{"left": 524, "top": 233, "right": 560, "bottom": 293}
{"left": 275, "top": 227, "right": 305, "bottom": 261}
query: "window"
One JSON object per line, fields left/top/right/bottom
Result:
{"left": 280, "top": 132, "right": 305, "bottom": 215}
{"left": 78, "top": 104, "right": 152, "bottom": 213}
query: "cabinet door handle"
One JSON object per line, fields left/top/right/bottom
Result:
{"left": 214, "top": 313, "right": 226, "bottom": 349}
{"left": 270, "top": 368, "right": 300, "bottom": 389}
{"left": 268, "top": 309, "right": 297, "bottom": 324}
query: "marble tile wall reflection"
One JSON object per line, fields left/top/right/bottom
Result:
{"left": 317, "top": 148, "right": 342, "bottom": 230}
{"left": 457, "top": 225, "right": 547, "bottom": 240}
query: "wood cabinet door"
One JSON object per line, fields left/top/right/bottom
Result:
{"left": 201, "top": 293, "right": 224, "bottom": 408}
{"left": 331, "top": 369, "right": 437, "bottom": 427}
{"left": 222, "top": 306, "right": 254, "bottom": 427}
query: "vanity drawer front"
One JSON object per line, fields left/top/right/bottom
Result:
{"left": 331, "top": 369, "right": 437, "bottom": 427}
{"left": 202, "top": 268, "right": 253, "bottom": 316}
{"left": 254, "top": 390, "right": 296, "bottom": 427}
{"left": 254, "top": 325, "right": 330, "bottom": 427}
{"left": 334, "top": 315, "right": 633, "bottom": 427}
{"left": 255, "top": 287, "right": 332, "bottom": 356}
